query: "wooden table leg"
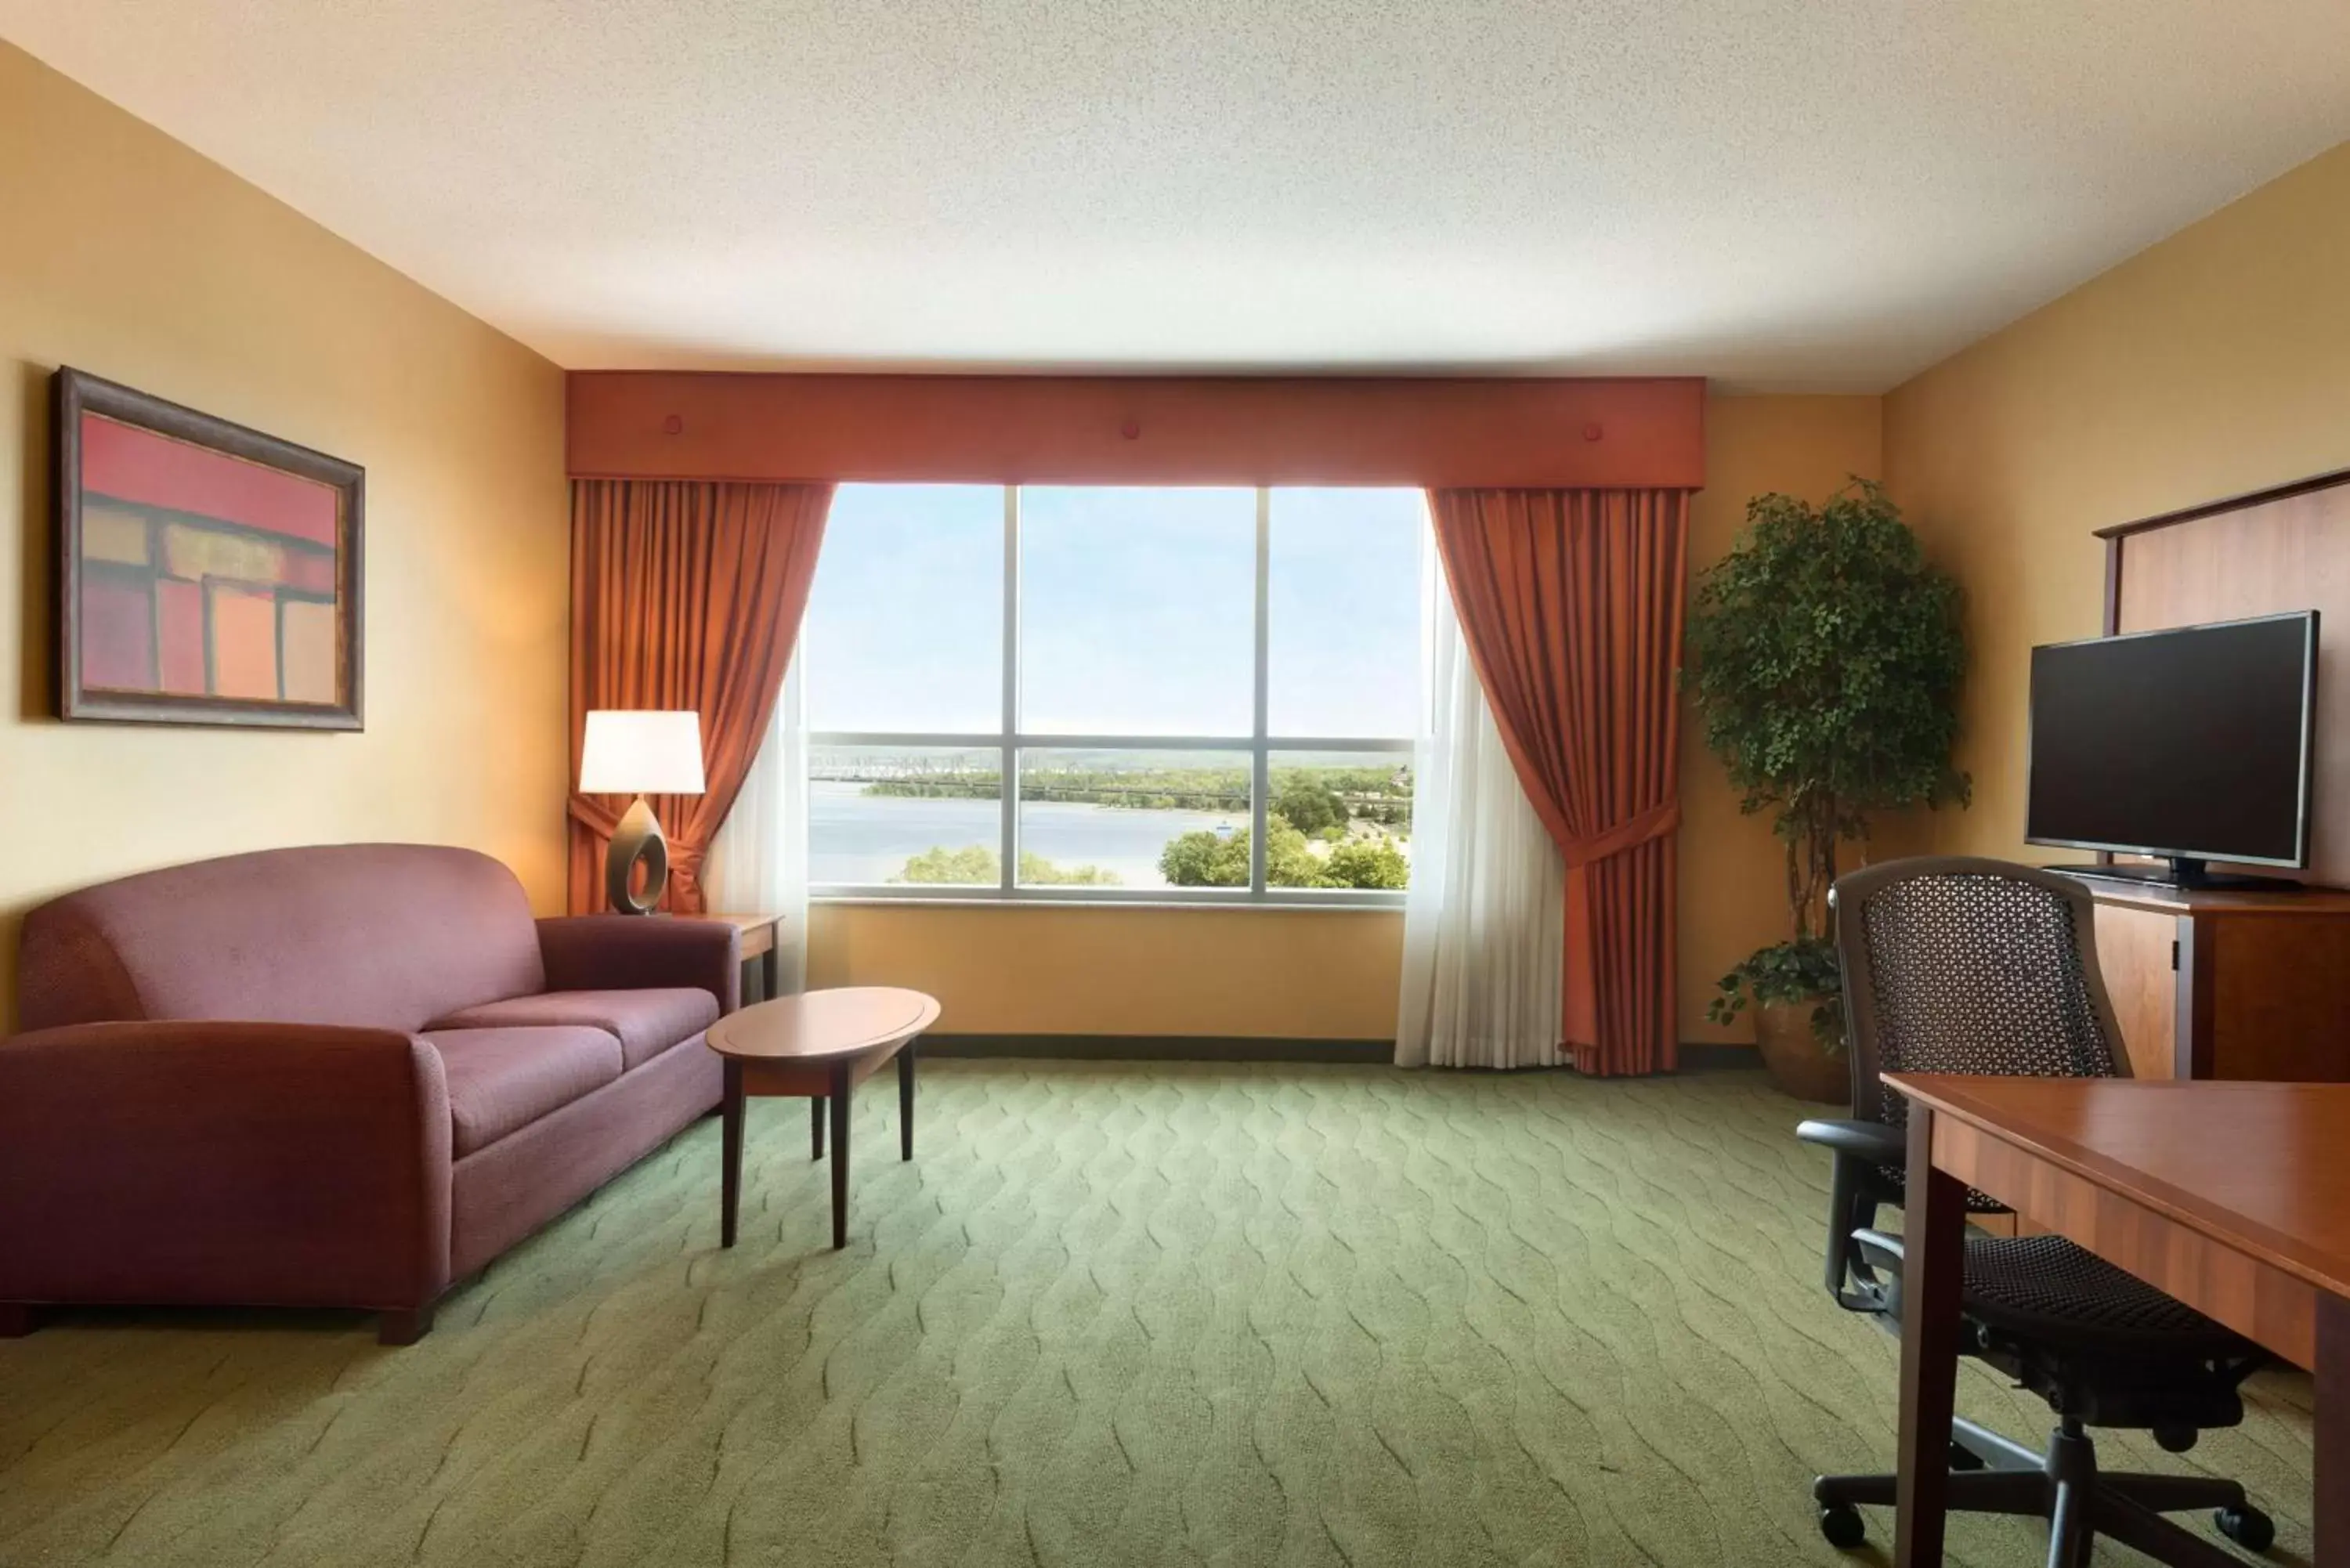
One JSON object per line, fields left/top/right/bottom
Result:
{"left": 829, "top": 1061, "right": 851, "bottom": 1250}
{"left": 811, "top": 1095, "right": 826, "bottom": 1161}
{"left": 2320, "top": 1292, "right": 2349, "bottom": 1565}
{"left": 721, "top": 1058, "right": 744, "bottom": 1248}
{"left": 762, "top": 944, "right": 782, "bottom": 1006}
{"left": 898, "top": 1040, "right": 917, "bottom": 1161}
{"left": 1894, "top": 1104, "right": 1965, "bottom": 1567}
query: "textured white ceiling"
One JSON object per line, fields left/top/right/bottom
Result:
{"left": 7, "top": 2, "right": 2349, "bottom": 389}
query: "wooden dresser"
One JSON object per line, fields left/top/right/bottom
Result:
{"left": 2084, "top": 880, "right": 2350, "bottom": 1081}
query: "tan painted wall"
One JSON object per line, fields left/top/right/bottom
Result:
{"left": 1884, "top": 142, "right": 2350, "bottom": 862}
{"left": 0, "top": 42, "right": 570, "bottom": 1020}
{"left": 809, "top": 392, "right": 1884, "bottom": 1043}
{"left": 807, "top": 903, "right": 1408, "bottom": 1039}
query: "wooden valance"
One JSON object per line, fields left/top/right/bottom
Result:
{"left": 566, "top": 371, "right": 1707, "bottom": 490}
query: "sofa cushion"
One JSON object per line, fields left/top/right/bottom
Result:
{"left": 18, "top": 844, "right": 548, "bottom": 1034}
{"left": 423, "top": 1026, "right": 624, "bottom": 1158}
{"left": 427, "top": 988, "right": 720, "bottom": 1072}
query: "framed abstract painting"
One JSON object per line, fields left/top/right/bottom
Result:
{"left": 53, "top": 368, "right": 363, "bottom": 729}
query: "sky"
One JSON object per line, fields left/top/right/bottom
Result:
{"left": 800, "top": 483, "right": 1429, "bottom": 742}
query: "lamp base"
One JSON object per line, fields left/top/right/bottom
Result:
{"left": 606, "top": 795, "right": 669, "bottom": 915}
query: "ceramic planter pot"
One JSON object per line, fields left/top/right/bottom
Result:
{"left": 1754, "top": 996, "right": 1849, "bottom": 1104}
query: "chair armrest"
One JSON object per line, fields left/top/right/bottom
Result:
{"left": 1798, "top": 1118, "right": 1907, "bottom": 1307}
{"left": 1853, "top": 1228, "right": 1906, "bottom": 1274}
{"left": 1850, "top": 1228, "right": 1909, "bottom": 1318}
{"left": 0, "top": 1021, "right": 451, "bottom": 1311}
{"left": 536, "top": 916, "right": 740, "bottom": 1013}
{"left": 1796, "top": 1118, "right": 1907, "bottom": 1165}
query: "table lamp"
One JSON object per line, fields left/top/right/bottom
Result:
{"left": 579, "top": 710, "right": 706, "bottom": 914}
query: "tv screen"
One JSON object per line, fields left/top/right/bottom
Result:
{"left": 2026, "top": 612, "right": 2317, "bottom": 869}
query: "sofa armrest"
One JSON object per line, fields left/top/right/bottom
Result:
{"left": 536, "top": 916, "right": 741, "bottom": 1013}
{"left": 0, "top": 1022, "right": 451, "bottom": 1312}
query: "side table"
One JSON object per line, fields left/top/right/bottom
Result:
{"left": 689, "top": 912, "right": 783, "bottom": 1004}
{"left": 703, "top": 986, "right": 940, "bottom": 1250}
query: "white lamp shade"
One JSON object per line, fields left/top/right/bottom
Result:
{"left": 580, "top": 710, "right": 707, "bottom": 796}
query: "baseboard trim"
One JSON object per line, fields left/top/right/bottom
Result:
{"left": 924, "top": 1034, "right": 1393, "bottom": 1064}
{"left": 923, "top": 1035, "right": 1766, "bottom": 1071}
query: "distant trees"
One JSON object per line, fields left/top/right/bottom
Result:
{"left": 857, "top": 762, "right": 1412, "bottom": 829}
{"left": 876, "top": 761, "right": 1414, "bottom": 891}
{"left": 1274, "top": 777, "right": 1345, "bottom": 836}
{"left": 1274, "top": 764, "right": 1413, "bottom": 831}
{"left": 1322, "top": 837, "right": 1408, "bottom": 889}
{"left": 895, "top": 845, "right": 997, "bottom": 883}
{"left": 862, "top": 770, "right": 1002, "bottom": 801}
{"left": 867, "top": 765, "right": 1250, "bottom": 814}
{"left": 1157, "top": 818, "right": 1321, "bottom": 887}
{"left": 1158, "top": 814, "right": 1407, "bottom": 890}
{"left": 1022, "top": 852, "right": 1121, "bottom": 887}
{"left": 893, "top": 846, "right": 1121, "bottom": 885}
{"left": 1157, "top": 827, "right": 1249, "bottom": 887}
{"left": 1022, "top": 767, "right": 1249, "bottom": 814}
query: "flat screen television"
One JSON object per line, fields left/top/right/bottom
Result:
{"left": 2026, "top": 611, "right": 2318, "bottom": 888}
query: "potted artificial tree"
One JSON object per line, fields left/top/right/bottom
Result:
{"left": 1686, "top": 481, "right": 1969, "bottom": 1102}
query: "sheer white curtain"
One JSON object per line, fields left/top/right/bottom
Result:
{"left": 1395, "top": 576, "right": 1565, "bottom": 1068}
{"left": 703, "top": 655, "right": 811, "bottom": 999}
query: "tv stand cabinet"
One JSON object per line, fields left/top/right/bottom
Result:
{"left": 2083, "top": 882, "right": 2350, "bottom": 1080}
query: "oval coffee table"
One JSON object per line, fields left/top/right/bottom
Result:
{"left": 706, "top": 986, "right": 940, "bottom": 1251}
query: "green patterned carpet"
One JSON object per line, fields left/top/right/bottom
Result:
{"left": 0, "top": 1060, "right": 2315, "bottom": 1567}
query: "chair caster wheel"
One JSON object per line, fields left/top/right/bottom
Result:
{"left": 2153, "top": 1424, "right": 2197, "bottom": 1454}
{"left": 1947, "top": 1440, "right": 1985, "bottom": 1471}
{"left": 1819, "top": 1503, "right": 1867, "bottom": 1549}
{"left": 2214, "top": 1506, "right": 2275, "bottom": 1553}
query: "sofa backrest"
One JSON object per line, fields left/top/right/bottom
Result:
{"left": 17, "top": 844, "right": 548, "bottom": 1034}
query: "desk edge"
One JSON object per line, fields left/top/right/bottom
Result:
{"left": 1885, "top": 1074, "right": 2350, "bottom": 1302}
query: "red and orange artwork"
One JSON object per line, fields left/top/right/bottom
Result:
{"left": 57, "top": 370, "right": 363, "bottom": 729}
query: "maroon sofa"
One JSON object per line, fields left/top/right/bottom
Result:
{"left": 0, "top": 844, "right": 732, "bottom": 1344}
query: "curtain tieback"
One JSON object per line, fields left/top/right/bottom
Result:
{"left": 566, "top": 795, "right": 621, "bottom": 836}
{"left": 566, "top": 796, "right": 708, "bottom": 866}
{"left": 1559, "top": 800, "right": 1679, "bottom": 869}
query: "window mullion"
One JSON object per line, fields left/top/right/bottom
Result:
{"left": 1250, "top": 486, "right": 1271, "bottom": 896}
{"left": 1000, "top": 485, "right": 1020, "bottom": 894}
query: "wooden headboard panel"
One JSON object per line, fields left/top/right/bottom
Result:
{"left": 2101, "top": 468, "right": 2350, "bottom": 886}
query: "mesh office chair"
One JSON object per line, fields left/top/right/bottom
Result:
{"left": 1797, "top": 858, "right": 2276, "bottom": 1566}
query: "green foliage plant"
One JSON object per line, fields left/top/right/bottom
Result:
{"left": 1686, "top": 481, "right": 1969, "bottom": 1048}
{"left": 1708, "top": 935, "right": 1844, "bottom": 1046}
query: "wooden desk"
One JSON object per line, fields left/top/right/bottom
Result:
{"left": 1883, "top": 1074, "right": 2350, "bottom": 1564}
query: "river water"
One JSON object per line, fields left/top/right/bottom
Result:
{"left": 811, "top": 782, "right": 1242, "bottom": 888}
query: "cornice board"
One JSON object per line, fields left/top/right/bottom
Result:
{"left": 566, "top": 371, "right": 1708, "bottom": 490}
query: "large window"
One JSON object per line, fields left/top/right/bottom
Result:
{"left": 800, "top": 484, "right": 1427, "bottom": 900}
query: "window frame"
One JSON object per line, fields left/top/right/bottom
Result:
{"left": 808, "top": 485, "right": 1416, "bottom": 907}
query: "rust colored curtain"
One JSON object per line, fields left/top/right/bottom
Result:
{"left": 1427, "top": 488, "right": 1691, "bottom": 1076}
{"left": 566, "top": 479, "right": 832, "bottom": 915}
